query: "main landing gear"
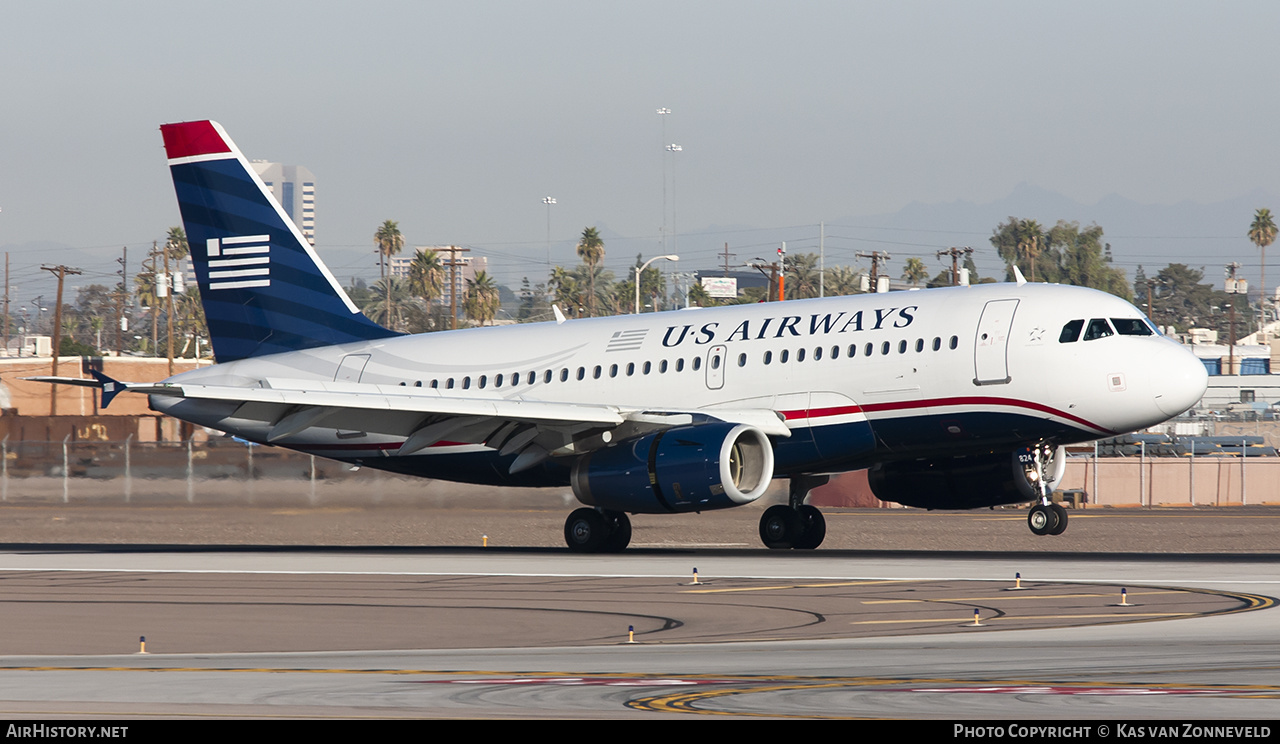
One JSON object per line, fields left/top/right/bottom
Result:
{"left": 1023, "top": 442, "right": 1068, "bottom": 536}
{"left": 759, "top": 475, "right": 829, "bottom": 550}
{"left": 564, "top": 508, "right": 632, "bottom": 553}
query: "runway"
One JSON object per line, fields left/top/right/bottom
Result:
{"left": 0, "top": 548, "right": 1275, "bottom": 719}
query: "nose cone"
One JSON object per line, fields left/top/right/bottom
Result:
{"left": 1151, "top": 342, "right": 1209, "bottom": 418}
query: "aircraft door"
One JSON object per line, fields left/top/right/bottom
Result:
{"left": 705, "top": 345, "right": 726, "bottom": 390}
{"left": 974, "top": 299, "right": 1018, "bottom": 385}
{"left": 335, "top": 354, "right": 371, "bottom": 383}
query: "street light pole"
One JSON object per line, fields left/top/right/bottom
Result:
{"left": 635, "top": 254, "right": 678, "bottom": 314}
{"left": 542, "top": 196, "right": 556, "bottom": 267}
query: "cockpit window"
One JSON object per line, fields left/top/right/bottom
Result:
{"left": 1111, "top": 318, "right": 1154, "bottom": 336}
{"left": 1059, "top": 319, "right": 1084, "bottom": 343}
{"left": 1083, "top": 318, "right": 1114, "bottom": 341}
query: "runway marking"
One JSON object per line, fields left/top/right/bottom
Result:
{"left": 630, "top": 676, "right": 1280, "bottom": 717}
{"left": 862, "top": 590, "right": 1181, "bottom": 603}
{"left": 0, "top": 666, "right": 1275, "bottom": 719}
{"left": 682, "top": 580, "right": 919, "bottom": 594}
{"left": 851, "top": 612, "right": 1190, "bottom": 625}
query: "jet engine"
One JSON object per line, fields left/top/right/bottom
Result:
{"left": 570, "top": 423, "right": 774, "bottom": 514}
{"left": 867, "top": 445, "right": 1067, "bottom": 509}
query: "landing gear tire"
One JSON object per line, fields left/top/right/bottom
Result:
{"left": 565, "top": 508, "right": 609, "bottom": 553}
{"left": 565, "top": 508, "right": 631, "bottom": 553}
{"left": 603, "top": 511, "right": 632, "bottom": 552}
{"left": 759, "top": 505, "right": 802, "bottom": 549}
{"left": 793, "top": 504, "right": 827, "bottom": 550}
{"left": 1027, "top": 504, "right": 1060, "bottom": 536}
{"left": 1048, "top": 503, "right": 1068, "bottom": 535}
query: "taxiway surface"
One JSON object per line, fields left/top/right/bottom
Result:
{"left": 0, "top": 547, "right": 1275, "bottom": 719}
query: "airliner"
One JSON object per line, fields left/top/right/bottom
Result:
{"left": 34, "top": 121, "right": 1209, "bottom": 552}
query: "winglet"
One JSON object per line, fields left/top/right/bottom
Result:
{"left": 1013, "top": 265, "right": 1027, "bottom": 286}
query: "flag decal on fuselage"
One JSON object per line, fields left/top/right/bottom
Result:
{"left": 606, "top": 329, "right": 648, "bottom": 352}
{"left": 206, "top": 235, "right": 271, "bottom": 290}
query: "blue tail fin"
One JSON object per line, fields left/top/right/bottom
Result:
{"left": 160, "top": 120, "right": 400, "bottom": 362}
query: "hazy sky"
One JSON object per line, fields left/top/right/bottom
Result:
{"left": 4, "top": 1, "right": 1280, "bottom": 297}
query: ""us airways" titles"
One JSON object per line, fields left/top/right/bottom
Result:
{"left": 661, "top": 306, "right": 919, "bottom": 347}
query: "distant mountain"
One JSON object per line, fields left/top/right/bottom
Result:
{"left": 670, "top": 183, "right": 1279, "bottom": 291}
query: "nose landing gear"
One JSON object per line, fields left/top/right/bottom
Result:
{"left": 1027, "top": 502, "right": 1067, "bottom": 536}
{"left": 1023, "top": 442, "right": 1068, "bottom": 536}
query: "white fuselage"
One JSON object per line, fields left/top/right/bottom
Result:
{"left": 153, "top": 282, "right": 1207, "bottom": 485}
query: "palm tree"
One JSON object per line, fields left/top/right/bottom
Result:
{"left": 824, "top": 265, "right": 863, "bottom": 296}
{"left": 902, "top": 257, "right": 928, "bottom": 287}
{"left": 165, "top": 227, "right": 189, "bottom": 262}
{"left": 1016, "top": 220, "right": 1045, "bottom": 282}
{"left": 784, "top": 253, "right": 820, "bottom": 299}
{"left": 374, "top": 220, "right": 404, "bottom": 278}
{"left": 364, "top": 277, "right": 412, "bottom": 331}
{"left": 686, "top": 282, "right": 713, "bottom": 308}
{"left": 463, "top": 271, "right": 500, "bottom": 327}
{"left": 407, "top": 249, "right": 445, "bottom": 304}
{"left": 374, "top": 220, "right": 405, "bottom": 318}
{"left": 1249, "top": 208, "right": 1277, "bottom": 323}
{"left": 549, "top": 266, "right": 585, "bottom": 317}
{"left": 576, "top": 227, "right": 604, "bottom": 316}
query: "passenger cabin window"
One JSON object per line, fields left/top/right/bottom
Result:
{"left": 1083, "top": 318, "right": 1113, "bottom": 341}
{"left": 1111, "top": 318, "right": 1154, "bottom": 336}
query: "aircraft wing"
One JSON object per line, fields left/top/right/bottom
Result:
{"left": 24, "top": 373, "right": 790, "bottom": 473}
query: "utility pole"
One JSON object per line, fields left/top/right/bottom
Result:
{"left": 720, "top": 243, "right": 734, "bottom": 277}
{"left": 1146, "top": 278, "right": 1156, "bottom": 327}
{"left": 115, "top": 247, "right": 128, "bottom": 356}
{"left": 777, "top": 243, "right": 786, "bottom": 301}
{"left": 442, "top": 246, "right": 470, "bottom": 329}
{"left": 145, "top": 241, "right": 160, "bottom": 356}
{"left": 819, "top": 222, "right": 825, "bottom": 298}
{"left": 936, "top": 246, "right": 974, "bottom": 286}
{"left": 1226, "top": 262, "right": 1244, "bottom": 375}
{"left": 40, "top": 264, "right": 82, "bottom": 415}
{"left": 857, "top": 251, "right": 892, "bottom": 292}
{"left": 3, "top": 252, "right": 9, "bottom": 357}
{"left": 747, "top": 259, "right": 781, "bottom": 302}
{"left": 164, "top": 239, "right": 175, "bottom": 375}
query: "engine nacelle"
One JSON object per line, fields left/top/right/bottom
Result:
{"left": 570, "top": 423, "right": 774, "bottom": 514}
{"left": 868, "top": 445, "right": 1067, "bottom": 510}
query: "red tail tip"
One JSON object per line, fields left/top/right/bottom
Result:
{"left": 160, "top": 120, "right": 231, "bottom": 160}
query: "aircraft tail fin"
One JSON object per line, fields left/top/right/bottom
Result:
{"left": 160, "top": 120, "right": 400, "bottom": 363}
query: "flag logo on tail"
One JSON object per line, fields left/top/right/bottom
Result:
{"left": 206, "top": 235, "right": 270, "bottom": 290}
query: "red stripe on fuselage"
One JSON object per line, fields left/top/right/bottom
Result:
{"left": 160, "top": 121, "right": 232, "bottom": 160}
{"left": 780, "top": 396, "right": 1111, "bottom": 435}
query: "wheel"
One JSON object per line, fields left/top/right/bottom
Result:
{"left": 565, "top": 508, "right": 609, "bottom": 553}
{"left": 759, "top": 504, "right": 801, "bottom": 549}
{"left": 793, "top": 504, "right": 826, "bottom": 550}
{"left": 602, "top": 511, "right": 632, "bottom": 552}
{"left": 1027, "top": 504, "right": 1059, "bottom": 536}
{"left": 1048, "top": 503, "right": 1068, "bottom": 535}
